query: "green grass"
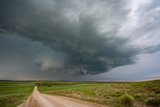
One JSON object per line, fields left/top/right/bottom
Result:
{"left": 0, "top": 81, "right": 34, "bottom": 107}
{"left": 38, "top": 80, "right": 160, "bottom": 107}
{"left": 1, "top": 80, "right": 159, "bottom": 107}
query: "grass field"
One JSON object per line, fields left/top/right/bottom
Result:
{"left": 0, "top": 80, "right": 160, "bottom": 107}
{"left": 0, "top": 81, "right": 34, "bottom": 107}
{"left": 38, "top": 80, "right": 160, "bottom": 107}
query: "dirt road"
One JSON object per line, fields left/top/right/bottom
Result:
{"left": 19, "top": 86, "right": 107, "bottom": 107}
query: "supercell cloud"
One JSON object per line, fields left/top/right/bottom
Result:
{"left": 0, "top": 0, "right": 160, "bottom": 79}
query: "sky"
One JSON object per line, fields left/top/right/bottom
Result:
{"left": 0, "top": 0, "right": 160, "bottom": 81}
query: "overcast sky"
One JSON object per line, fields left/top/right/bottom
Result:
{"left": 0, "top": 0, "right": 160, "bottom": 81}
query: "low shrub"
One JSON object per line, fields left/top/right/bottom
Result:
{"left": 119, "top": 93, "right": 134, "bottom": 107}
{"left": 146, "top": 97, "right": 160, "bottom": 106}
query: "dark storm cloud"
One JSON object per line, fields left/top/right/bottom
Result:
{"left": 0, "top": 0, "right": 145, "bottom": 75}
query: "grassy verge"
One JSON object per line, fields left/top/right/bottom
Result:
{"left": 38, "top": 80, "right": 160, "bottom": 107}
{"left": 0, "top": 81, "right": 34, "bottom": 107}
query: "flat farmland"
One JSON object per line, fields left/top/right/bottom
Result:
{"left": 38, "top": 80, "right": 160, "bottom": 107}
{"left": 0, "top": 81, "right": 34, "bottom": 107}
{"left": 0, "top": 80, "right": 160, "bottom": 107}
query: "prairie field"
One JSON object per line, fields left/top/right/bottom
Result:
{"left": 0, "top": 81, "right": 34, "bottom": 107}
{"left": 38, "top": 80, "right": 160, "bottom": 107}
{"left": 0, "top": 80, "right": 160, "bottom": 107}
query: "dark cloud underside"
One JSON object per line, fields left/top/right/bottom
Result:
{"left": 0, "top": 0, "right": 159, "bottom": 76}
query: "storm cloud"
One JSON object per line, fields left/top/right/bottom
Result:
{"left": 0, "top": 0, "right": 160, "bottom": 77}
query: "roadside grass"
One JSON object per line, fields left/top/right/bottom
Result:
{"left": 0, "top": 81, "right": 34, "bottom": 107}
{"left": 38, "top": 80, "right": 160, "bottom": 107}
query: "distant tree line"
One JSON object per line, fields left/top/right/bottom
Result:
{"left": 35, "top": 81, "right": 78, "bottom": 87}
